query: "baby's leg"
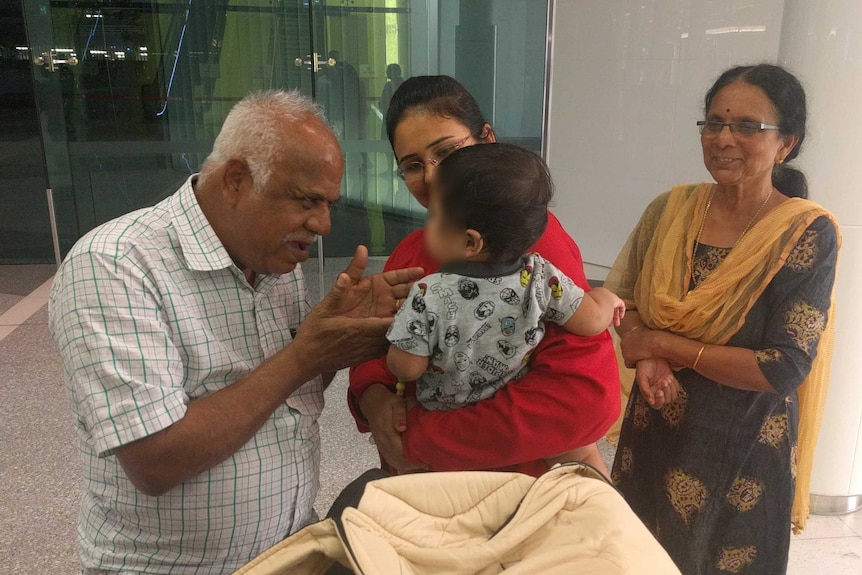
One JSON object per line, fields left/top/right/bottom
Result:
{"left": 544, "top": 442, "right": 609, "bottom": 479}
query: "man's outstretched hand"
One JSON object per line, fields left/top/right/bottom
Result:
{"left": 289, "top": 246, "right": 424, "bottom": 379}
{"left": 329, "top": 245, "right": 424, "bottom": 318}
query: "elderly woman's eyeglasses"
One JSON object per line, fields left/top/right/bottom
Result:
{"left": 697, "top": 120, "right": 781, "bottom": 137}
{"left": 396, "top": 135, "right": 472, "bottom": 182}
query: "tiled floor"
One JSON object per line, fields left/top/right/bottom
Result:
{"left": 2, "top": 264, "right": 861, "bottom": 574}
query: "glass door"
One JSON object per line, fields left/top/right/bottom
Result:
{"left": 0, "top": 2, "right": 54, "bottom": 263}
{"left": 308, "top": 0, "right": 421, "bottom": 289}
{"left": 22, "top": 0, "right": 318, "bottom": 265}
{"left": 22, "top": 0, "right": 551, "bottom": 293}
{"left": 311, "top": 0, "right": 551, "bottom": 287}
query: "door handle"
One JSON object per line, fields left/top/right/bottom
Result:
{"left": 294, "top": 52, "right": 336, "bottom": 73}
{"left": 34, "top": 49, "right": 78, "bottom": 72}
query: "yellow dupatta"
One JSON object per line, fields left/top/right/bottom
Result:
{"left": 605, "top": 183, "right": 841, "bottom": 533}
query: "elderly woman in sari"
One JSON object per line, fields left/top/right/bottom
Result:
{"left": 606, "top": 64, "right": 840, "bottom": 575}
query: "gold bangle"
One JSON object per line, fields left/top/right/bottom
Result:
{"left": 623, "top": 325, "right": 643, "bottom": 336}
{"left": 692, "top": 345, "right": 706, "bottom": 370}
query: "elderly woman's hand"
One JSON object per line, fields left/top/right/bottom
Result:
{"left": 635, "top": 358, "right": 680, "bottom": 409}
{"left": 620, "top": 327, "right": 663, "bottom": 368}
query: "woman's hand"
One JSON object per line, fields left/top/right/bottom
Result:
{"left": 620, "top": 327, "right": 663, "bottom": 368}
{"left": 359, "top": 384, "right": 426, "bottom": 473}
{"left": 635, "top": 358, "right": 680, "bottom": 409}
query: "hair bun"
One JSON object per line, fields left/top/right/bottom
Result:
{"left": 772, "top": 163, "right": 808, "bottom": 199}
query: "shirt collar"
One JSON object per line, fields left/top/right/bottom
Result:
{"left": 439, "top": 257, "right": 525, "bottom": 278}
{"left": 170, "top": 175, "right": 236, "bottom": 272}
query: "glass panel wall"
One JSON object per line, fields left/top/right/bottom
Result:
{"left": 315, "top": 0, "right": 551, "bottom": 281}
{"left": 0, "top": 3, "right": 53, "bottom": 263}
{"left": 23, "top": 0, "right": 314, "bottom": 257}
{"left": 437, "top": 0, "right": 549, "bottom": 154}
{"left": 16, "top": 0, "right": 550, "bottom": 288}
{"left": 313, "top": 0, "right": 417, "bottom": 261}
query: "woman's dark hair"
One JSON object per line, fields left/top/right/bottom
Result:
{"left": 435, "top": 143, "right": 553, "bottom": 263}
{"left": 385, "top": 75, "right": 489, "bottom": 147}
{"left": 704, "top": 64, "right": 808, "bottom": 198}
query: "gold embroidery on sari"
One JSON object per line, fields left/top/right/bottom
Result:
{"left": 660, "top": 384, "right": 688, "bottom": 428}
{"left": 692, "top": 245, "right": 731, "bottom": 288}
{"left": 633, "top": 394, "right": 650, "bottom": 430}
{"left": 665, "top": 468, "right": 708, "bottom": 527}
{"left": 791, "top": 443, "right": 799, "bottom": 479}
{"left": 726, "top": 476, "right": 764, "bottom": 512}
{"left": 620, "top": 447, "right": 633, "bottom": 474}
{"left": 785, "top": 230, "right": 818, "bottom": 271}
{"left": 754, "top": 348, "right": 782, "bottom": 364}
{"left": 758, "top": 413, "right": 788, "bottom": 448}
{"left": 785, "top": 300, "right": 826, "bottom": 354}
{"left": 717, "top": 546, "right": 758, "bottom": 573}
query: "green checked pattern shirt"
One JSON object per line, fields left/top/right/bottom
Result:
{"left": 49, "top": 177, "right": 324, "bottom": 574}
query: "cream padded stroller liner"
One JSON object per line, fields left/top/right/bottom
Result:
{"left": 234, "top": 463, "right": 680, "bottom": 575}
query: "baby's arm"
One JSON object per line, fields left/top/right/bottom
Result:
{"left": 563, "top": 287, "right": 626, "bottom": 337}
{"left": 386, "top": 345, "right": 430, "bottom": 382}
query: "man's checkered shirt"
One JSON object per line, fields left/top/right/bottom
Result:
{"left": 49, "top": 177, "right": 324, "bottom": 574}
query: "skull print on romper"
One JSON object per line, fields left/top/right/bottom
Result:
{"left": 386, "top": 253, "right": 585, "bottom": 410}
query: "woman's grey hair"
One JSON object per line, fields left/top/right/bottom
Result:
{"left": 199, "top": 90, "right": 325, "bottom": 192}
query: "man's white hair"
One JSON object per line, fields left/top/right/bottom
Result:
{"left": 200, "top": 90, "right": 325, "bottom": 192}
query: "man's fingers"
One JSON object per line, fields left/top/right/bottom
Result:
{"left": 356, "top": 316, "right": 394, "bottom": 334}
{"left": 335, "top": 272, "right": 351, "bottom": 290}
{"left": 346, "top": 317, "right": 395, "bottom": 363}
{"left": 389, "top": 280, "right": 420, "bottom": 301}
{"left": 381, "top": 266, "right": 425, "bottom": 287}
{"left": 342, "top": 245, "right": 370, "bottom": 281}
{"left": 316, "top": 272, "right": 351, "bottom": 314}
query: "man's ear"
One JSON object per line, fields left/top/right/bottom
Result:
{"left": 222, "top": 159, "right": 251, "bottom": 206}
{"left": 465, "top": 229, "right": 485, "bottom": 258}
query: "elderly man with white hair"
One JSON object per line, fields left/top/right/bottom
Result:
{"left": 48, "top": 91, "right": 423, "bottom": 575}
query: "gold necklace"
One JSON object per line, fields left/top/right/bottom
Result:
{"left": 691, "top": 187, "right": 774, "bottom": 288}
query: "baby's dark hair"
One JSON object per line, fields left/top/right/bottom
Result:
{"left": 435, "top": 143, "right": 553, "bottom": 263}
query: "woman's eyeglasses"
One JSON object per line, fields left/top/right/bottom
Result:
{"left": 697, "top": 120, "right": 781, "bottom": 138}
{"left": 396, "top": 135, "right": 472, "bottom": 182}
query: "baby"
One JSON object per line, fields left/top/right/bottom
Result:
{"left": 386, "top": 143, "right": 625, "bottom": 469}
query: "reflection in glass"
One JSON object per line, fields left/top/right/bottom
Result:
{"left": 0, "top": 2, "right": 52, "bottom": 263}
{"left": 26, "top": 0, "right": 315, "bottom": 255}
{"left": 20, "top": 0, "right": 550, "bottom": 278}
{"left": 313, "top": 1, "right": 418, "bottom": 258}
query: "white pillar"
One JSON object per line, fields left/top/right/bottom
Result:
{"left": 779, "top": 0, "right": 862, "bottom": 514}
